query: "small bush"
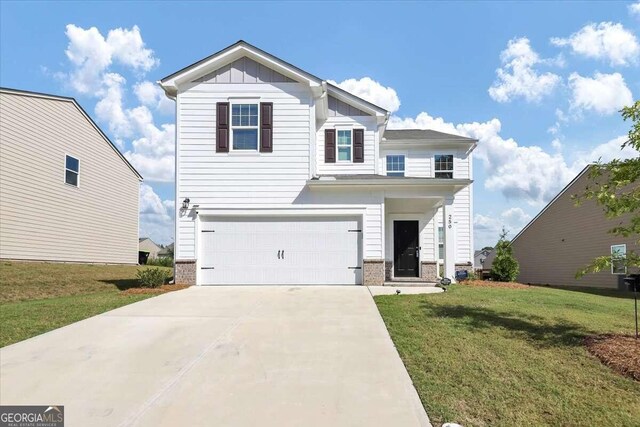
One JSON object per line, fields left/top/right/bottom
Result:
{"left": 491, "top": 228, "right": 520, "bottom": 282}
{"left": 137, "top": 268, "right": 170, "bottom": 288}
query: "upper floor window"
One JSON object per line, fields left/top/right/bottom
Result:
{"left": 231, "top": 104, "right": 258, "bottom": 150}
{"left": 337, "top": 130, "right": 352, "bottom": 161}
{"left": 65, "top": 155, "right": 79, "bottom": 187}
{"left": 435, "top": 155, "right": 454, "bottom": 179}
{"left": 386, "top": 155, "right": 405, "bottom": 177}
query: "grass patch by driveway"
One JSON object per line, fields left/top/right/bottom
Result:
{"left": 0, "top": 262, "right": 175, "bottom": 347}
{"left": 375, "top": 284, "right": 640, "bottom": 427}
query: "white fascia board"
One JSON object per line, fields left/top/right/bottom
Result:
{"left": 195, "top": 206, "right": 367, "bottom": 217}
{"left": 307, "top": 178, "right": 472, "bottom": 193}
{"left": 380, "top": 140, "right": 477, "bottom": 150}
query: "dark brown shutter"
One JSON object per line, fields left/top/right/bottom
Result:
{"left": 353, "top": 129, "right": 364, "bottom": 163}
{"left": 325, "top": 129, "right": 336, "bottom": 163}
{"left": 216, "top": 102, "right": 229, "bottom": 153}
{"left": 260, "top": 102, "right": 273, "bottom": 153}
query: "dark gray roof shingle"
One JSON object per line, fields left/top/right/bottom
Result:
{"left": 383, "top": 129, "right": 476, "bottom": 142}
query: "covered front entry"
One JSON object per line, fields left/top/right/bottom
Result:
{"left": 198, "top": 216, "right": 361, "bottom": 285}
{"left": 393, "top": 220, "right": 419, "bottom": 277}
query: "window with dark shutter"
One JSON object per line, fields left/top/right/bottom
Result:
{"left": 216, "top": 102, "right": 229, "bottom": 152}
{"left": 353, "top": 129, "right": 364, "bottom": 163}
{"left": 325, "top": 129, "right": 336, "bottom": 163}
{"left": 260, "top": 102, "right": 273, "bottom": 152}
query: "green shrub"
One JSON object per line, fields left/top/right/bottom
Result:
{"left": 146, "top": 257, "right": 173, "bottom": 267}
{"left": 137, "top": 268, "right": 170, "bottom": 288}
{"left": 491, "top": 228, "right": 520, "bottom": 282}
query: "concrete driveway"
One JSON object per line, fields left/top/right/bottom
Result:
{"left": 0, "top": 286, "right": 431, "bottom": 427}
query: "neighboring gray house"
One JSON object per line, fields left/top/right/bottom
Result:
{"left": 158, "top": 243, "right": 174, "bottom": 258}
{"left": 0, "top": 88, "right": 142, "bottom": 264}
{"left": 138, "top": 238, "right": 162, "bottom": 259}
{"left": 511, "top": 165, "right": 638, "bottom": 290}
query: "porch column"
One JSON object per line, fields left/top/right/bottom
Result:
{"left": 443, "top": 197, "right": 456, "bottom": 282}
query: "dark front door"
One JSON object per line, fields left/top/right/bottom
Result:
{"left": 394, "top": 221, "right": 419, "bottom": 277}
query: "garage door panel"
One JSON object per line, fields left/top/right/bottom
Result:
{"left": 199, "top": 216, "right": 361, "bottom": 285}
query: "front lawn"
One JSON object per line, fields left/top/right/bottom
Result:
{"left": 375, "top": 284, "right": 640, "bottom": 426}
{"left": 0, "top": 262, "right": 175, "bottom": 347}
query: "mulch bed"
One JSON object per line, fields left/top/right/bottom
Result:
{"left": 585, "top": 334, "right": 640, "bottom": 381}
{"left": 121, "top": 284, "right": 190, "bottom": 295}
{"left": 460, "top": 280, "right": 530, "bottom": 290}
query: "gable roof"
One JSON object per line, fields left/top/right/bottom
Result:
{"left": 510, "top": 165, "right": 592, "bottom": 244}
{"left": 0, "top": 87, "right": 143, "bottom": 180}
{"left": 383, "top": 129, "right": 477, "bottom": 143}
{"left": 158, "top": 40, "right": 389, "bottom": 120}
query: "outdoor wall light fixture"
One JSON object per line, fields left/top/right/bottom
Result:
{"left": 182, "top": 197, "right": 190, "bottom": 210}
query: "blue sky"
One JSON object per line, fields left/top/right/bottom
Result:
{"left": 1, "top": 1, "right": 638, "bottom": 247}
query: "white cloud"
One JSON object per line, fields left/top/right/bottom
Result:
{"left": 139, "top": 184, "right": 174, "bottom": 244}
{"left": 630, "top": 1, "right": 640, "bottom": 18}
{"left": 488, "top": 37, "right": 561, "bottom": 103}
{"left": 134, "top": 81, "right": 174, "bottom": 115}
{"left": 551, "top": 22, "right": 640, "bottom": 66}
{"left": 568, "top": 72, "right": 633, "bottom": 115}
{"left": 60, "top": 24, "right": 174, "bottom": 242}
{"left": 329, "top": 77, "right": 401, "bottom": 113}
{"left": 474, "top": 207, "right": 532, "bottom": 248}
{"left": 63, "top": 24, "right": 158, "bottom": 94}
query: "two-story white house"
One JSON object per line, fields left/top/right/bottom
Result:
{"left": 160, "top": 41, "right": 475, "bottom": 286}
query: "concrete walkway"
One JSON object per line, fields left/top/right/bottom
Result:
{"left": 1, "top": 286, "right": 431, "bottom": 427}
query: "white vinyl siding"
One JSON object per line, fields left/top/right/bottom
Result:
{"left": 317, "top": 115, "right": 378, "bottom": 175}
{"left": 0, "top": 92, "right": 140, "bottom": 264}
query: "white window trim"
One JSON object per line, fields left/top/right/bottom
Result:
{"left": 437, "top": 224, "right": 444, "bottom": 261}
{"left": 385, "top": 154, "right": 406, "bottom": 177}
{"left": 64, "top": 153, "right": 80, "bottom": 188}
{"left": 434, "top": 154, "right": 454, "bottom": 179}
{"left": 611, "top": 244, "right": 627, "bottom": 275}
{"left": 230, "top": 101, "right": 260, "bottom": 152}
{"left": 336, "top": 128, "right": 353, "bottom": 163}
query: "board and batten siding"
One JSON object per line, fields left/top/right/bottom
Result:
{"left": 0, "top": 92, "right": 140, "bottom": 264}
{"left": 511, "top": 169, "right": 638, "bottom": 289}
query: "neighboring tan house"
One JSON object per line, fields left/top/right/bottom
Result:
{"left": 474, "top": 248, "right": 492, "bottom": 270}
{"left": 0, "top": 88, "right": 142, "bottom": 264}
{"left": 511, "top": 165, "right": 638, "bottom": 290}
{"left": 159, "top": 40, "right": 475, "bottom": 286}
{"left": 139, "top": 238, "right": 162, "bottom": 259}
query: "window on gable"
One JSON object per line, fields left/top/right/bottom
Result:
{"left": 435, "top": 154, "right": 454, "bottom": 179}
{"left": 386, "top": 155, "right": 405, "bottom": 177}
{"left": 65, "top": 155, "right": 79, "bottom": 187}
{"left": 231, "top": 104, "right": 258, "bottom": 150}
{"left": 337, "top": 130, "right": 352, "bottom": 161}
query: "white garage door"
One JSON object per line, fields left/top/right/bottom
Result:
{"left": 199, "top": 216, "right": 362, "bottom": 285}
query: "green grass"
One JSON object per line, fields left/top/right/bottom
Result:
{"left": 0, "top": 262, "right": 173, "bottom": 347}
{"left": 375, "top": 284, "right": 640, "bottom": 427}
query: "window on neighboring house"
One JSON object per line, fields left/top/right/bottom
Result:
{"left": 611, "top": 244, "right": 627, "bottom": 274}
{"left": 65, "top": 155, "right": 79, "bottom": 187}
{"left": 386, "top": 155, "right": 405, "bottom": 177}
{"left": 337, "top": 129, "right": 352, "bottom": 161}
{"left": 435, "top": 154, "right": 454, "bottom": 178}
{"left": 231, "top": 103, "right": 258, "bottom": 150}
{"left": 438, "top": 226, "right": 444, "bottom": 260}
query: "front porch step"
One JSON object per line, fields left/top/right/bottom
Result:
{"left": 383, "top": 281, "right": 438, "bottom": 287}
